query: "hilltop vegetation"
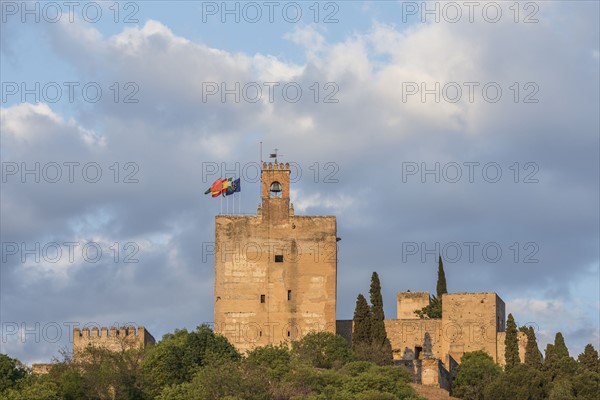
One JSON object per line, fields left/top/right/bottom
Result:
{"left": 452, "top": 335, "right": 599, "bottom": 400}
{"left": 2, "top": 324, "right": 599, "bottom": 399}
{"left": 0, "top": 327, "right": 423, "bottom": 400}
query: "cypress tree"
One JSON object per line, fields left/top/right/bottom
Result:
{"left": 543, "top": 343, "right": 557, "bottom": 377}
{"left": 352, "top": 294, "right": 372, "bottom": 348}
{"left": 523, "top": 326, "right": 542, "bottom": 369}
{"left": 436, "top": 255, "right": 447, "bottom": 298}
{"left": 577, "top": 344, "right": 599, "bottom": 373}
{"left": 369, "top": 272, "right": 392, "bottom": 362}
{"left": 543, "top": 337, "right": 579, "bottom": 381}
{"left": 553, "top": 332, "right": 569, "bottom": 358}
{"left": 369, "top": 272, "right": 386, "bottom": 343}
{"left": 504, "top": 313, "right": 520, "bottom": 370}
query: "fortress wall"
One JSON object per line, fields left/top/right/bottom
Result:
{"left": 441, "top": 293, "right": 503, "bottom": 364}
{"left": 73, "top": 326, "right": 155, "bottom": 358}
{"left": 385, "top": 319, "right": 443, "bottom": 360}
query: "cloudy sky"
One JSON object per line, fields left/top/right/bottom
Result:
{"left": 1, "top": 1, "right": 598, "bottom": 365}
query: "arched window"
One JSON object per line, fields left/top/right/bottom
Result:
{"left": 270, "top": 181, "right": 282, "bottom": 197}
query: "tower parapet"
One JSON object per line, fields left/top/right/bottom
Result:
{"left": 73, "top": 325, "right": 155, "bottom": 359}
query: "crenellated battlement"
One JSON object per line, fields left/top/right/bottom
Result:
{"left": 73, "top": 325, "right": 148, "bottom": 338}
{"left": 72, "top": 325, "right": 155, "bottom": 359}
{"left": 262, "top": 162, "right": 290, "bottom": 171}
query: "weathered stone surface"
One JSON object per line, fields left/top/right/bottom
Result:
{"left": 214, "top": 162, "right": 337, "bottom": 353}
{"left": 385, "top": 318, "right": 443, "bottom": 361}
{"left": 397, "top": 292, "right": 431, "bottom": 319}
{"left": 439, "top": 292, "right": 506, "bottom": 365}
{"left": 72, "top": 326, "right": 155, "bottom": 360}
{"left": 31, "top": 363, "right": 53, "bottom": 374}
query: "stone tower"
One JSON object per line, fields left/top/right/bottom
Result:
{"left": 214, "top": 162, "right": 337, "bottom": 353}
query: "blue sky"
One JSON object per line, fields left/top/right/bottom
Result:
{"left": 1, "top": 1, "right": 599, "bottom": 365}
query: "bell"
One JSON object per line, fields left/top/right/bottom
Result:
{"left": 270, "top": 182, "right": 282, "bottom": 193}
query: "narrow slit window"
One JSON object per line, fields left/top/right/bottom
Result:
{"left": 287, "top": 331, "right": 290, "bottom": 337}
{"left": 288, "top": 290, "right": 292, "bottom": 301}
{"left": 260, "top": 294, "right": 265, "bottom": 303}
{"left": 275, "top": 255, "right": 284, "bottom": 262}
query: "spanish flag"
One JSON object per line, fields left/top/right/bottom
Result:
{"left": 204, "top": 178, "right": 224, "bottom": 197}
{"left": 221, "top": 177, "right": 232, "bottom": 197}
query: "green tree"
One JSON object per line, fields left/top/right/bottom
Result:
{"left": 548, "top": 378, "right": 575, "bottom": 400}
{"left": 415, "top": 258, "right": 445, "bottom": 319}
{"left": 436, "top": 255, "right": 447, "bottom": 298}
{"left": 369, "top": 272, "right": 393, "bottom": 364}
{"left": 4, "top": 380, "right": 61, "bottom": 400}
{"left": 0, "top": 354, "right": 27, "bottom": 393}
{"left": 142, "top": 325, "right": 240, "bottom": 398}
{"left": 504, "top": 314, "right": 520, "bottom": 371}
{"left": 245, "top": 344, "right": 291, "bottom": 380}
{"left": 570, "top": 369, "right": 600, "bottom": 400}
{"left": 157, "top": 358, "right": 269, "bottom": 400}
{"left": 369, "top": 272, "right": 386, "bottom": 343}
{"left": 342, "top": 364, "right": 417, "bottom": 399}
{"left": 414, "top": 295, "right": 442, "bottom": 319}
{"left": 543, "top": 332, "right": 578, "bottom": 382}
{"left": 45, "top": 361, "right": 86, "bottom": 400}
{"left": 577, "top": 344, "right": 599, "bottom": 373}
{"left": 292, "top": 331, "right": 353, "bottom": 369}
{"left": 196, "top": 358, "right": 269, "bottom": 400}
{"left": 71, "top": 345, "right": 145, "bottom": 400}
{"left": 352, "top": 294, "right": 372, "bottom": 348}
{"left": 553, "top": 332, "right": 569, "bottom": 358}
{"left": 521, "top": 326, "right": 542, "bottom": 369}
{"left": 452, "top": 351, "right": 501, "bottom": 400}
{"left": 484, "top": 363, "right": 548, "bottom": 400}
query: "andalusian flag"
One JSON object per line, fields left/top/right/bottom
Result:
{"left": 225, "top": 178, "right": 241, "bottom": 196}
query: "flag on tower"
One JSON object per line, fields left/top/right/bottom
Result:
{"left": 205, "top": 178, "right": 224, "bottom": 197}
{"left": 225, "top": 178, "right": 241, "bottom": 196}
{"left": 222, "top": 177, "right": 232, "bottom": 197}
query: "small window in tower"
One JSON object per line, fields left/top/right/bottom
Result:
{"left": 288, "top": 290, "right": 292, "bottom": 301}
{"left": 287, "top": 331, "right": 290, "bottom": 337}
{"left": 260, "top": 294, "right": 265, "bottom": 303}
{"left": 275, "top": 255, "right": 284, "bottom": 262}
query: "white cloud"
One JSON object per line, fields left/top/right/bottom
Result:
{"left": 291, "top": 189, "right": 355, "bottom": 214}
{"left": 2, "top": 2, "right": 598, "bottom": 364}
